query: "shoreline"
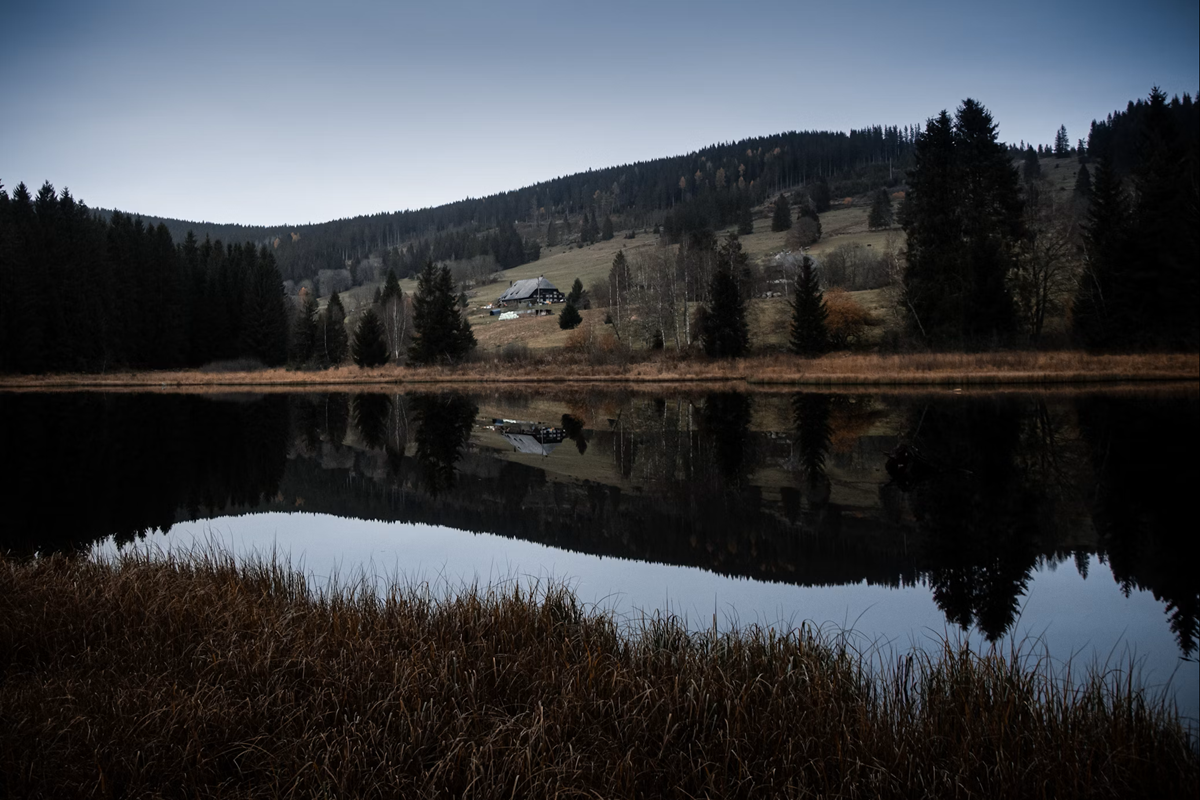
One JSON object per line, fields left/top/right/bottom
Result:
{"left": 1, "top": 351, "right": 1196, "bottom": 392}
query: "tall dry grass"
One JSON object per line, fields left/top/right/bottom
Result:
{"left": 2, "top": 551, "right": 1196, "bottom": 798}
{"left": 0, "top": 351, "right": 1195, "bottom": 391}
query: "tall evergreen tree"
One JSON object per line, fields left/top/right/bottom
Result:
{"left": 408, "top": 261, "right": 476, "bottom": 365}
{"left": 322, "top": 291, "right": 349, "bottom": 365}
{"left": 352, "top": 307, "right": 390, "bottom": 367}
{"left": 290, "top": 294, "right": 319, "bottom": 365}
{"left": 789, "top": 256, "right": 829, "bottom": 356}
{"left": 601, "top": 215, "right": 614, "bottom": 241}
{"left": 901, "top": 100, "right": 1022, "bottom": 346}
{"left": 810, "top": 180, "right": 832, "bottom": 213}
{"left": 1054, "top": 125, "right": 1070, "bottom": 158}
{"left": 1129, "top": 87, "right": 1197, "bottom": 348}
{"left": 867, "top": 189, "right": 893, "bottom": 230}
{"left": 1022, "top": 147, "right": 1041, "bottom": 183}
{"left": 567, "top": 278, "right": 584, "bottom": 305}
{"left": 546, "top": 218, "right": 559, "bottom": 247}
{"left": 239, "top": 245, "right": 289, "bottom": 366}
{"left": 1073, "top": 156, "right": 1130, "bottom": 348}
{"left": 1073, "top": 163, "right": 1092, "bottom": 199}
{"left": 558, "top": 301, "right": 582, "bottom": 330}
{"left": 771, "top": 193, "right": 792, "bottom": 232}
{"left": 701, "top": 235, "right": 750, "bottom": 358}
{"left": 736, "top": 199, "right": 754, "bottom": 235}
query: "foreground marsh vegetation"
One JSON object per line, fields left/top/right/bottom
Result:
{"left": 2, "top": 553, "right": 1196, "bottom": 798}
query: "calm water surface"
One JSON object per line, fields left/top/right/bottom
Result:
{"left": 4, "top": 388, "right": 1197, "bottom": 720}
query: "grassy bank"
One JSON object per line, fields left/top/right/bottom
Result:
{"left": 0, "top": 351, "right": 1196, "bottom": 391}
{"left": 2, "top": 553, "right": 1196, "bottom": 798}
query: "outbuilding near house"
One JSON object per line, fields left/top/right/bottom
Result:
{"left": 496, "top": 276, "right": 564, "bottom": 305}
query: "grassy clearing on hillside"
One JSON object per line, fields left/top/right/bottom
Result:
{"left": 2, "top": 551, "right": 1194, "bottom": 799}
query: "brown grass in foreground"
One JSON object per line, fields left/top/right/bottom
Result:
{"left": 0, "top": 351, "right": 1196, "bottom": 391}
{"left": 2, "top": 553, "right": 1196, "bottom": 799}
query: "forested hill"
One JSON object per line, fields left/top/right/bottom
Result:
{"left": 95, "top": 125, "right": 919, "bottom": 283}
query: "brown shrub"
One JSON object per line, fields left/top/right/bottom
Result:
{"left": 825, "top": 289, "right": 873, "bottom": 349}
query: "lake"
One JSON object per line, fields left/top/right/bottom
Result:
{"left": 3, "top": 386, "right": 1196, "bottom": 721}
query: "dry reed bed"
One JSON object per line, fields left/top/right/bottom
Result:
{"left": 2, "top": 552, "right": 1195, "bottom": 799}
{"left": 0, "top": 351, "right": 1196, "bottom": 392}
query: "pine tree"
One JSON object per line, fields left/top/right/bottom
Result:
{"left": 810, "top": 180, "right": 832, "bottom": 213}
{"left": 1073, "top": 163, "right": 1092, "bottom": 199}
{"left": 567, "top": 278, "right": 584, "bottom": 305}
{"left": 1073, "top": 156, "right": 1129, "bottom": 348}
{"left": 737, "top": 200, "right": 754, "bottom": 235}
{"left": 290, "top": 294, "right": 319, "bottom": 365}
{"left": 1054, "top": 125, "right": 1070, "bottom": 158}
{"left": 546, "top": 218, "right": 559, "bottom": 247}
{"left": 701, "top": 236, "right": 750, "bottom": 358}
{"left": 1129, "top": 87, "right": 1197, "bottom": 348}
{"left": 240, "top": 245, "right": 289, "bottom": 366}
{"left": 1022, "top": 147, "right": 1041, "bottom": 183}
{"left": 901, "top": 100, "right": 1022, "bottom": 346}
{"left": 322, "top": 291, "right": 349, "bottom": 365}
{"left": 381, "top": 269, "right": 401, "bottom": 304}
{"left": 789, "top": 256, "right": 829, "bottom": 356}
{"left": 771, "top": 194, "right": 792, "bottom": 232}
{"left": 558, "top": 301, "right": 582, "bottom": 330}
{"left": 408, "top": 261, "right": 476, "bottom": 365}
{"left": 867, "top": 189, "right": 893, "bottom": 230}
{"left": 351, "top": 308, "right": 390, "bottom": 367}
{"left": 601, "top": 215, "right": 614, "bottom": 241}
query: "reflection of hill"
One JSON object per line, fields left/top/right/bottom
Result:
{"left": 264, "top": 446, "right": 921, "bottom": 590}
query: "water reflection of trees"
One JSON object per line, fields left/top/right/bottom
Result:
{"left": 410, "top": 394, "right": 478, "bottom": 496}
{"left": 1078, "top": 394, "right": 1199, "bottom": 657}
{"left": 11, "top": 389, "right": 1195, "bottom": 661}
{"left": 891, "top": 397, "right": 1065, "bottom": 641}
{"left": 0, "top": 393, "right": 289, "bottom": 553}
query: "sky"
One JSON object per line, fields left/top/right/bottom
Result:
{"left": 2, "top": 0, "right": 1197, "bottom": 226}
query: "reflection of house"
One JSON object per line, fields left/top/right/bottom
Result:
{"left": 492, "top": 418, "right": 566, "bottom": 457}
{"left": 496, "top": 276, "right": 564, "bottom": 306}
{"left": 501, "top": 432, "right": 562, "bottom": 457}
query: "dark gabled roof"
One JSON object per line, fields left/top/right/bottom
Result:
{"left": 497, "top": 276, "right": 559, "bottom": 302}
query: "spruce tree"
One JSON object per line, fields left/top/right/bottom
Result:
{"left": 558, "top": 301, "right": 582, "bottom": 330}
{"left": 901, "top": 100, "right": 1021, "bottom": 346}
{"left": 810, "top": 180, "right": 832, "bottom": 213}
{"left": 381, "top": 268, "right": 402, "bottom": 304}
{"left": 408, "top": 261, "right": 476, "bottom": 365}
{"left": 546, "top": 218, "right": 559, "bottom": 247}
{"left": 601, "top": 215, "right": 614, "bottom": 241}
{"left": 1054, "top": 125, "right": 1070, "bottom": 158}
{"left": 867, "top": 189, "right": 893, "bottom": 230}
{"left": 322, "top": 291, "right": 349, "bottom": 365}
{"left": 290, "top": 294, "right": 319, "bottom": 365}
{"left": 771, "top": 193, "right": 792, "bottom": 232}
{"left": 1022, "top": 147, "right": 1041, "bottom": 183}
{"left": 789, "top": 256, "right": 829, "bottom": 356}
{"left": 737, "top": 200, "right": 754, "bottom": 235}
{"left": 1073, "top": 156, "right": 1129, "bottom": 348}
{"left": 701, "top": 235, "right": 750, "bottom": 358}
{"left": 351, "top": 307, "right": 389, "bottom": 367}
{"left": 567, "top": 278, "right": 584, "bottom": 305}
{"left": 1073, "top": 163, "right": 1092, "bottom": 199}
{"left": 240, "top": 245, "right": 289, "bottom": 366}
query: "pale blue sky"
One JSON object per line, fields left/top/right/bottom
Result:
{"left": 2, "top": 0, "right": 1196, "bottom": 225}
